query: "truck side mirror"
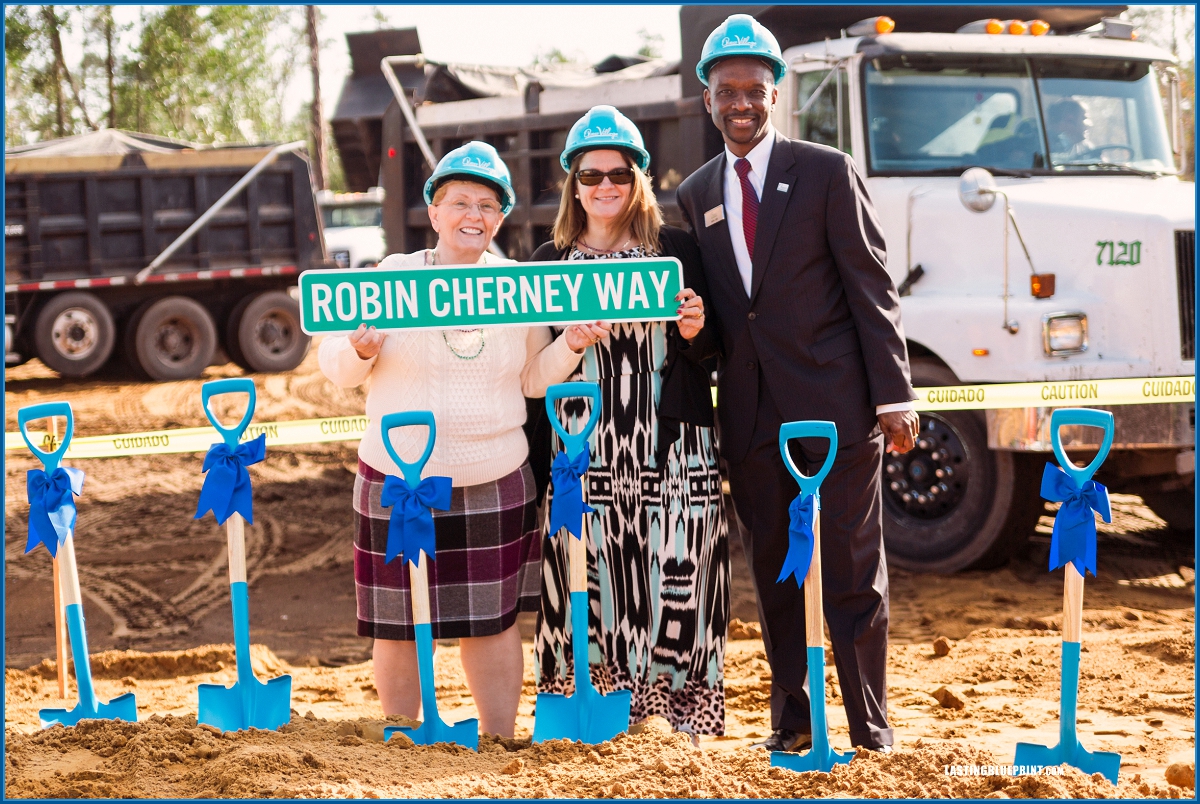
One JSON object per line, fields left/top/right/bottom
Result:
{"left": 959, "top": 167, "right": 998, "bottom": 212}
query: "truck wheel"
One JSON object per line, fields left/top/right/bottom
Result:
{"left": 131, "top": 296, "right": 217, "bottom": 381}
{"left": 882, "top": 359, "right": 1043, "bottom": 573}
{"left": 226, "top": 290, "right": 310, "bottom": 373}
{"left": 33, "top": 291, "right": 116, "bottom": 378}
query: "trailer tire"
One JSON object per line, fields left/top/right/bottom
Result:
{"left": 34, "top": 291, "right": 117, "bottom": 378}
{"left": 226, "top": 290, "right": 310, "bottom": 373}
{"left": 131, "top": 296, "right": 217, "bottom": 381}
{"left": 882, "top": 359, "right": 1043, "bottom": 573}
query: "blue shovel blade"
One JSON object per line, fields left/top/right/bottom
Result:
{"left": 198, "top": 674, "right": 292, "bottom": 732}
{"left": 1014, "top": 741, "right": 1121, "bottom": 785}
{"left": 531, "top": 687, "right": 632, "bottom": 745}
{"left": 771, "top": 744, "right": 853, "bottom": 774}
{"left": 385, "top": 716, "right": 480, "bottom": 750}
{"left": 40, "top": 691, "right": 138, "bottom": 728}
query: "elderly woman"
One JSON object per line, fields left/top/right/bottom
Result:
{"left": 530, "top": 106, "right": 730, "bottom": 743}
{"left": 319, "top": 142, "right": 605, "bottom": 737}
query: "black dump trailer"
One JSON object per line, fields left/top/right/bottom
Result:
{"left": 5, "top": 130, "right": 327, "bottom": 380}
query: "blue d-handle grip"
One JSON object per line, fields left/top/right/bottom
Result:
{"left": 18, "top": 402, "right": 75, "bottom": 472}
{"left": 545, "top": 382, "right": 602, "bottom": 460}
{"left": 201, "top": 378, "right": 257, "bottom": 448}
{"left": 778, "top": 421, "right": 838, "bottom": 497}
{"left": 1049, "top": 408, "right": 1114, "bottom": 487}
{"left": 379, "top": 411, "right": 436, "bottom": 486}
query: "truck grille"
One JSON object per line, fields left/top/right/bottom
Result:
{"left": 1176, "top": 230, "right": 1195, "bottom": 360}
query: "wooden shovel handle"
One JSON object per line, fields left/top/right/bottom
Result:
{"left": 410, "top": 556, "right": 431, "bottom": 625}
{"left": 804, "top": 509, "right": 824, "bottom": 648}
{"left": 1063, "top": 563, "right": 1084, "bottom": 643}
{"left": 53, "top": 557, "right": 67, "bottom": 697}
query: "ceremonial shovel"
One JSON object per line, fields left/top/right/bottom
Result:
{"left": 20, "top": 402, "right": 138, "bottom": 727}
{"left": 379, "top": 411, "right": 479, "bottom": 750}
{"left": 770, "top": 421, "right": 852, "bottom": 773}
{"left": 532, "top": 382, "right": 632, "bottom": 744}
{"left": 195, "top": 379, "right": 292, "bottom": 732}
{"left": 1014, "top": 408, "right": 1120, "bottom": 784}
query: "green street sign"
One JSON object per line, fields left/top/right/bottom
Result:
{"left": 298, "top": 257, "right": 684, "bottom": 333}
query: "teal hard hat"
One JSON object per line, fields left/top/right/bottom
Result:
{"left": 559, "top": 105, "right": 651, "bottom": 173}
{"left": 423, "top": 141, "right": 516, "bottom": 215}
{"left": 696, "top": 14, "right": 788, "bottom": 87}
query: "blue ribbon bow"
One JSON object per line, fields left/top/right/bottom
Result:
{"left": 1041, "top": 463, "right": 1111, "bottom": 577}
{"left": 380, "top": 475, "right": 452, "bottom": 565}
{"left": 194, "top": 434, "right": 266, "bottom": 525}
{"left": 26, "top": 467, "right": 85, "bottom": 558}
{"left": 549, "top": 449, "right": 595, "bottom": 539}
{"left": 777, "top": 491, "right": 817, "bottom": 586}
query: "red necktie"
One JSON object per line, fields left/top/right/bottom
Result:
{"left": 735, "top": 158, "right": 759, "bottom": 261}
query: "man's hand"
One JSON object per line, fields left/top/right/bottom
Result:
{"left": 349, "top": 323, "right": 385, "bottom": 360}
{"left": 879, "top": 410, "right": 919, "bottom": 454}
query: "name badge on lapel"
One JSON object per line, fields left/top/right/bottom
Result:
{"left": 704, "top": 205, "right": 725, "bottom": 227}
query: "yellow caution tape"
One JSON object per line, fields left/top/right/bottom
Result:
{"left": 7, "top": 376, "right": 1193, "bottom": 460}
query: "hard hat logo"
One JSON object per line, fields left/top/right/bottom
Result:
{"left": 460, "top": 156, "right": 492, "bottom": 169}
{"left": 583, "top": 128, "right": 615, "bottom": 139}
{"left": 721, "top": 35, "right": 755, "bottom": 48}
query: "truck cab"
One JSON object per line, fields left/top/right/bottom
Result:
{"left": 775, "top": 19, "right": 1194, "bottom": 569}
{"left": 317, "top": 187, "right": 386, "bottom": 271}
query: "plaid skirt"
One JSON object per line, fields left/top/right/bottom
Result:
{"left": 353, "top": 460, "right": 542, "bottom": 641}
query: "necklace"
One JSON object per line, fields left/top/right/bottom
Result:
{"left": 443, "top": 329, "right": 485, "bottom": 360}
{"left": 430, "top": 248, "right": 486, "bottom": 359}
{"left": 577, "top": 235, "right": 633, "bottom": 255}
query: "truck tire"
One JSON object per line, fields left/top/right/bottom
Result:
{"left": 882, "top": 359, "right": 1043, "bottom": 573}
{"left": 131, "top": 296, "right": 217, "bottom": 381}
{"left": 33, "top": 291, "right": 116, "bottom": 378}
{"left": 225, "top": 290, "right": 310, "bottom": 373}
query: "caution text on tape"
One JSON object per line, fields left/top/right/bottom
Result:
{"left": 7, "top": 376, "right": 1193, "bottom": 460}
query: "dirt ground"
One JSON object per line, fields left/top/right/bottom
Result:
{"left": 4, "top": 349, "right": 1196, "bottom": 798}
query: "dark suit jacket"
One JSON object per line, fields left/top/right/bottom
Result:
{"left": 676, "top": 130, "right": 915, "bottom": 463}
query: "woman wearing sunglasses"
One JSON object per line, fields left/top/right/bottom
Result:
{"left": 318, "top": 142, "right": 602, "bottom": 738}
{"left": 529, "top": 106, "right": 730, "bottom": 745}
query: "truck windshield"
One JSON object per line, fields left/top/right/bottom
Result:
{"left": 864, "top": 54, "right": 1175, "bottom": 176}
{"left": 322, "top": 205, "right": 382, "bottom": 228}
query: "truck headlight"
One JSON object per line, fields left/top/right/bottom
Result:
{"left": 1042, "top": 312, "right": 1088, "bottom": 356}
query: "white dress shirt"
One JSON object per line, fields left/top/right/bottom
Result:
{"left": 721, "top": 127, "right": 914, "bottom": 418}
{"left": 722, "top": 127, "right": 775, "bottom": 297}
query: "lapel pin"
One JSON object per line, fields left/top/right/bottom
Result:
{"left": 777, "top": 183, "right": 790, "bottom": 193}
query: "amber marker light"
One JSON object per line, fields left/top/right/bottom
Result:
{"left": 875, "top": 16, "right": 895, "bottom": 34}
{"left": 972, "top": 349, "right": 990, "bottom": 357}
{"left": 1008, "top": 19, "right": 1027, "bottom": 35}
{"left": 985, "top": 19, "right": 1004, "bottom": 34}
{"left": 1030, "top": 20, "right": 1051, "bottom": 36}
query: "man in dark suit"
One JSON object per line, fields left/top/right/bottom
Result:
{"left": 676, "top": 14, "right": 919, "bottom": 753}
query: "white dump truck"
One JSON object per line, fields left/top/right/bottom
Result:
{"left": 335, "top": 6, "right": 1195, "bottom": 571}
{"left": 316, "top": 187, "right": 386, "bottom": 271}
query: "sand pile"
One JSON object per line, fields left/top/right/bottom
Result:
{"left": 6, "top": 711, "right": 1187, "bottom": 799}
{"left": 24, "top": 644, "right": 287, "bottom": 681}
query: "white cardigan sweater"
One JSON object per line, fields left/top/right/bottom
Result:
{"left": 318, "top": 249, "right": 582, "bottom": 486}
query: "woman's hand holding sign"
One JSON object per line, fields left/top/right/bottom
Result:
{"left": 350, "top": 324, "right": 385, "bottom": 360}
{"left": 675, "top": 288, "right": 705, "bottom": 341}
{"left": 565, "top": 322, "right": 612, "bottom": 354}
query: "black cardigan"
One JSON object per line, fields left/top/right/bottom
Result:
{"left": 524, "top": 226, "right": 720, "bottom": 499}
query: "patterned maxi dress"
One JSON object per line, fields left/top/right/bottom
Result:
{"left": 534, "top": 245, "right": 730, "bottom": 736}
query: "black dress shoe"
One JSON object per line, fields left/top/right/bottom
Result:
{"left": 750, "top": 728, "right": 813, "bottom": 752}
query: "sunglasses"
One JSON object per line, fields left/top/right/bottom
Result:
{"left": 576, "top": 167, "right": 635, "bottom": 186}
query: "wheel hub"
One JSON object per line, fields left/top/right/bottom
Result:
{"left": 884, "top": 414, "right": 969, "bottom": 520}
{"left": 51, "top": 308, "right": 99, "bottom": 359}
{"left": 254, "top": 311, "right": 296, "bottom": 355}
{"left": 154, "top": 317, "right": 196, "bottom": 363}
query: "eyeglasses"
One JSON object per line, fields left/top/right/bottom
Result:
{"left": 440, "top": 200, "right": 502, "bottom": 216}
{"left": 576, "top": 168, "right": 635, "bottom": 186}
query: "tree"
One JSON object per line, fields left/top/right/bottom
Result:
{"left": 637, "top": 28, "right": 664, "bottom": 60}
{"left": 307, "top": 6, "right": 328, "bottom": 191}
